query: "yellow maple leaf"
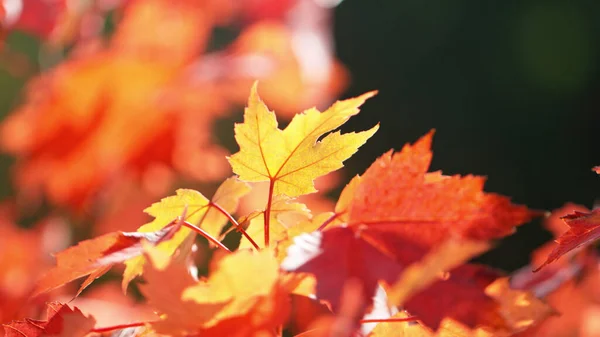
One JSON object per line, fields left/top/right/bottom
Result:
{"left": 122, "top": 177, "right": 250, "bottom": 290}
{"left": 181, "top": 249, "right": 289, "bottom": 332}
{"left": 140, "top": 244, "right": 231, "bottom": 336}
{"left": 228, "top": 83, "right": 378, "bottom": 198}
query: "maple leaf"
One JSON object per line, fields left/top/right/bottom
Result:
{"left": 485, "top": 278, "right": 555, "bottom": 333}
{"left": 123, "top": 179, "right": 250, "bottom": 290}
{"left": 3, "top": 302, "right": 95, "bottom": 337}
{"left": 511, "top": 204, "right": 589, "bottom": 297}
{"left": 275, "top": 176, "right": 362, "bottom": 262}
{"left": 387, "top": 239, "right": 491, "bottom": 306}
{"left": 535, "top": 208, "right": 600, "bottom": 271}
{"left": 332, "top": 175, "right": 361, "bottom": 224}
{"left": 369, "top": 277, "right": 554, "bottom": 337}
{"left": 283, "top": 131, "right": 540, "bottom": 330}
{"left": 142, "top": 247, "right": 289, "bottom": 336}
{"left": 514, "top": 258, "right": 600, "bottom": 337}
{"left": 228, "top": 82, "right": 378, "bottom": 198}
{"left": 139, "top": 245, "right": 230, "bottom": 336}
{"left": 32, "top": 223, "right": 180, "bottom": 297}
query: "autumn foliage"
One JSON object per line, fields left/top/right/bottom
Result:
{"left": 1, "top": 1, "right": 599, "bottom": 337}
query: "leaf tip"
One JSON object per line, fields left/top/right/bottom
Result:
{"left": 249, "top": 80, "right": 262, "bottom": 104}
{"left": 362, "top": 90, "right": 379, "bottom": 99}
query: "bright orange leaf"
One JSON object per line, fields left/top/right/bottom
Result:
{"left": 3, "top": 302, "right": 95, "bottom": 337}
{"left": 485, "top": 278, "right": 555, "bottom": 333}
{"left": 32, "top": 223, "right": 181, "bottom": 297}
{"left": 283, "top": 131, "right": 540, "bottom": 330}
{"left": 142, "top": 247, "right": 290, "bottom": 336}
{"left": 139, "top": 245, "right": 230, "bottom": 336}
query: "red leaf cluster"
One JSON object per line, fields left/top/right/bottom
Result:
{"left": 284, "top": 132, "right": 540, "bottom": 331}
{"left": 1, "top": 1, "right": 599, "bottom": 337}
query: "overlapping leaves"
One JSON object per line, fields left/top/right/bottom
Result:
{"left": 17, "top": 86, "right": 556, "bottom": 337}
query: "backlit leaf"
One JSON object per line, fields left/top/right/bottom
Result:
{"left": 33, "top": 224, "right": 180, "bottom": 297}
{"left": 535, "top": 209, "right": 600, "bottom": 271}
{"left": 284, "top": 131, "right": 540, "bottom": 330}
{"left": 123, "top": 178, "right": 249, "bottom": 290}
{"left": 228, "top": 83, "right": 378, "bottom": 198}
{"left": 143, "top": 248, "right": 289, "bottom": 336}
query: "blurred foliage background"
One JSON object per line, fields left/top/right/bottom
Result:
{"left": 0, "top": 0, "right": 599, "bottom": 271}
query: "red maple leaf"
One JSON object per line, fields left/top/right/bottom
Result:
{"left": 403, "top": 264, "right": 505, "bottom": 330}
{"left": 535, "top": 209, "right": 600, "bottom": 271}
{"left": 3, "top": 302, "right": 95, "bottom": 337}
{"left": 283, "top": 131, "right": 540, "bottom": 330}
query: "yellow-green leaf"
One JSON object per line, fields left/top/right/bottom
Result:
{"left": 122, "top": 177, "right": 250, "bottom": 291}
{"left": 228, "top": 83, "right": 378, "bottom": 198}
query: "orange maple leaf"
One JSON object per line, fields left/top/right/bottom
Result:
{"left": 283, "top": 131, "right": 540, "bottom": 331}
{"left": 535, "top": 209, "right": 600, "bottom": 271}
{"left": 32, "top": 221, "right": 182, "bottom": 297}
{"left": 3, "top": 302, "right": 95, "bottom": 337}
{"left": 141, "top": 247, "right": 290, "bottom": 337}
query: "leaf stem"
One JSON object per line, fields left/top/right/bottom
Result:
{"left": 91, "top": 321, "right": 153, "bottom": 333}
{"left": 264, "top": 179, "right": 275, "bottom": 247}
{"left": 359, "top": 316, "right": 419, "bottom": 324}
{"left": 209, "top": 201, "right": 259, "bottom": 250}
{"left": 317, "top": 212, "right": 344, "bottom": 231}
{"left": 180, "top": 220, "right": 231, "bottom": 253}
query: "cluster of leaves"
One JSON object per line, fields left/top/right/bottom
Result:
{"left": 3, "top": 84, "right": 600, "bottom": 337}
{"left": 1, "top": 1, "right": 600, "bottom": 337}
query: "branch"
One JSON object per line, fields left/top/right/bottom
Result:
{"left": 209, "top": 201, "right": 260, "bottom": 250}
